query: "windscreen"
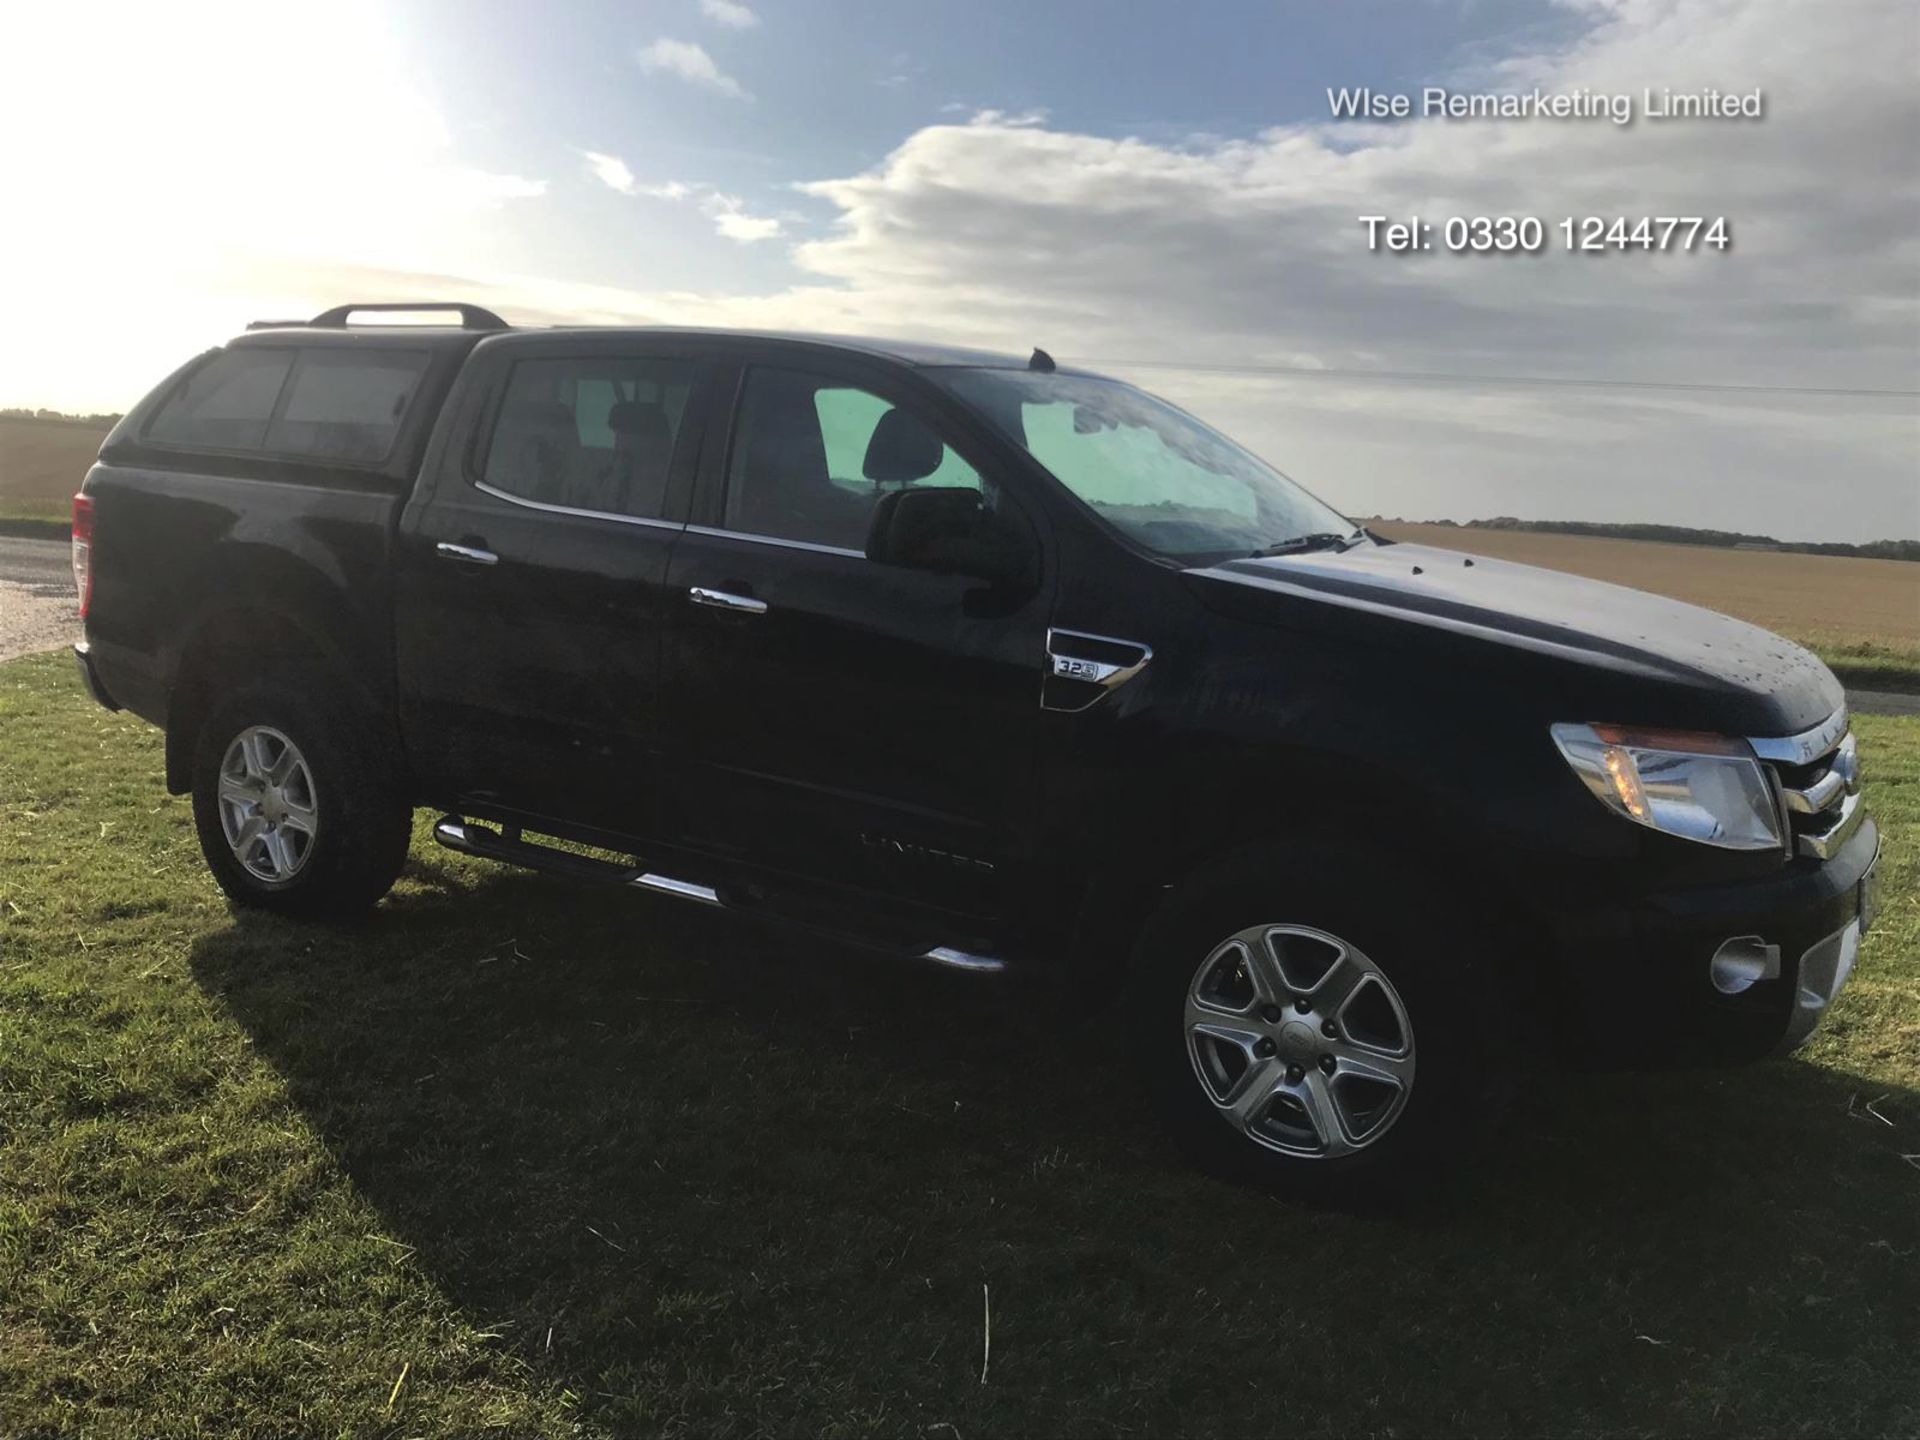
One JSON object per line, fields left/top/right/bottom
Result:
{"left": 936, "top": 369, "right": 1354, "bottom": 562}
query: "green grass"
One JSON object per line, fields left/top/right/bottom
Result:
{"left": 1, "top": 649, "right": 1916, "bottom": 1438}
{"left": 1805, "top": 638, "right": 1920, "bottom": 696}
{"left": 0, "top": 501, "right": 70, "bottom": 540}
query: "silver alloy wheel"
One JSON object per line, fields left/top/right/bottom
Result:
{"left": 1185, "top": 923, "right": 1415, "bottom": 1158}
{"left": 216, "top": 725, "right": 319, "bottom": 883}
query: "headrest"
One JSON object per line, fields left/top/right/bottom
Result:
{"left": 862, "top": 407, "right": 944, "bottom": 484}
{"left": 608, "top": 399, "right": 670, "bottom": 441}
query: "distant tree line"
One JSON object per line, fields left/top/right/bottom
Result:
{"left": 1387, "top": 515, "right": 1919, "bottom": 563}
{"left": 0, "top": 407, "right": 123, "bottom": 427}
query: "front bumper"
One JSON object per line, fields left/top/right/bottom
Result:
{"left": 1544, "top": 812, "right": 1879, "bottom": 1066}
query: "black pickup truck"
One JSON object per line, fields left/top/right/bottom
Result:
{"left": 72, "top": 302, "right": 1877, "bottom": 1198}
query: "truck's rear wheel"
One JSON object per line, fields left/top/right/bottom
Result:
{"left": 1135, "top": 858, "right": 1499, "bottom": 1204}
{"left": 189, "top": 674, "right": 412, "bottom": 918}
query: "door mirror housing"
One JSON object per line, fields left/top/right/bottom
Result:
{"left": 865, "top": 486, "right": 1033, "bottom": 588}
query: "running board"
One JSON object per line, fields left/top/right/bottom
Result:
{"left": 433, "top": 816, "right": 632, "bottom": 884}
{"left": 921, "top": 946, "right": 1006, "bottom": 974}
{"left": 631, "top": 872, "right": 721, "bottom": 907}
{"left": 431, "top": 816, "right": 1004, "bottom": 973}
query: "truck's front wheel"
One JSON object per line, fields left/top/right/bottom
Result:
{"left": 189, "top": 674, "right": 412, "bottom": 919}
{"left": 1135, "top": 859, "right": 1500, "bottom": 1204}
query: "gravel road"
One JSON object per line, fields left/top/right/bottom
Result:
{"left": 0, "top": 536, "right": 79, "bottom": 663}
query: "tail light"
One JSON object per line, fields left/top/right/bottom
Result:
{"left": 72, "top": 493, "right": 95, "bottom": 619}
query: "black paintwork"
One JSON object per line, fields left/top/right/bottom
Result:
{"left": 75, "top": 320, "right": 1870, "bottom": 1058}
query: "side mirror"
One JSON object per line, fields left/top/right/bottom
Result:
{"left": 866, "top": 486, "right": 1033, "bottom": 588}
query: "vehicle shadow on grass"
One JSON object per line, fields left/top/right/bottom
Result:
{"left": 189, "top": 855, "right": 1920, "bottom": 1435}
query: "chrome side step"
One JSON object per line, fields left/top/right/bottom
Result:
{"left": 433, "top": 816, "right": 634, "bottom": 885}
{"left": 921, "top": 946, "right": 1007, "bottom": 974}
{"left": 631, "top": 872, "right": 722, "bottom": 906}
{"left": 432, "top": 815, "right": 1005, "bottom": 974}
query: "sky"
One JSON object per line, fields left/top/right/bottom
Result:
{"left": 1, "top": 0, "right": 1915, "bottom": 542}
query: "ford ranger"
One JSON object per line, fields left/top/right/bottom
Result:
{"left": 70, "top": 302, "right": 1879, "bottom": 1199}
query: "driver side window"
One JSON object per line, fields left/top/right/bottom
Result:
{"left": 724, "top": 368, "right": 980, "bottom": 550}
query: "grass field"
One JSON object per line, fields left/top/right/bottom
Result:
{"left": 1, "top": 649, "right": 1917, "bottom": 1437}
{"left": 1374, "top": 522, "right": 1920, "bottom": 691}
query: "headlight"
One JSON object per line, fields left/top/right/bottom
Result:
{"left": 1550, "top": 723, "right": 1782, "bottom": 851}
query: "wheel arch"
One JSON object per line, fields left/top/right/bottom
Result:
{"left": 1064, "top": 814, "right": 1552, "bottom": 1041}
{"left": 163, "top": 599, "right": 391, "bottom": 795}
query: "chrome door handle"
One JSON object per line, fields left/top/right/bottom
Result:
{"left": 688, "top": 586, "right": 768, "bottom": 616}
{"left": 436, "top": 541, "right": 498, "bottom": 566}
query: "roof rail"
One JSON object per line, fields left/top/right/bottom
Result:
{"left": 281, "top": 302, "right": 510, "bottom": 331}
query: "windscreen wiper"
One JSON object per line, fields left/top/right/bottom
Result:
{"left": 1250, "top": 530, "right": 1365, "bottom": 558}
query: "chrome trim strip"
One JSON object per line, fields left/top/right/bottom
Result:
{"left": 1749, "top": 707, "right": 1849, "bottom": 766}
{"left": 686, "top": 524, "right": 865, "bottom": 559}
{"left": 922, "top": 945, "right": 1008, "bottom": 974}
{"left": 1782, "top": 768, "right": 1847, "bottom": 816}
{"left": 1797, "top": 790, "right": 1866, "bottom": 861}
{"left": 632, "top": 872, "right": 723, "bottom": 906}
{"left": 435, "top": 541, "right": 498, "bottom": 566}
{"left": 688, "top": 586, "right": 769, "bottom": 616}
{"left": 473, "top": 479, "right": 686, "bottom": 532}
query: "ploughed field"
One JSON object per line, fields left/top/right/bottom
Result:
{"left": 0, "top": 415, "right": 112, "bottom": 527}
{"left": 1373, "top": 521, "right": 1920, "bottom": 689}
{"left": 2, "top": 648, "right": 1917, "bottom": 1437}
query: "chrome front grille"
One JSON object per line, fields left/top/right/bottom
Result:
{"left": 1752, "top": 715, "right": 1864, "bottom": 860}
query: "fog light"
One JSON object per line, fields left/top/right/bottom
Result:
{"left": 1709, "top": 935, "right": 1780, "bottom": 995}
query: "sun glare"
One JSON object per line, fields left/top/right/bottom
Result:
{"left": 0, "top": 0, "right": 536, "bottom": 410}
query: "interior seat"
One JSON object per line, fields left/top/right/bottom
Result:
{"left": 494, "top": 400, "right": 580, "bottom": 505}
{"left": 593, "top": 398, "right": 674, "bottom": 517}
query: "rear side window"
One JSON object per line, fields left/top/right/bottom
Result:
{"left": 145, "top": 348, "right": 293, "bottom": 450}
{"left": 480, "top": 357, "right": 695, "bottom": 520}
{"left": 265, "top": 350, "right": 429, "bottom": 462}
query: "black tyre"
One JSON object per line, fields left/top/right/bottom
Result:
{"left": 189, "top": 671, "right": 412, "bottom": 919}
{"left": 1133, "top": 850, "right": 1502, "bottom": 1205}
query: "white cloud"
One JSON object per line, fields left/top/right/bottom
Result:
{"left": 703, "top": 193, "right": 783, "bottom": 242}
{"left": 580, "top": 150, "right": 637, "bottom": 195}
{"left": 738, "top": 0, "right": 1915, "bottom": 540}
{"left": 965, "top": 107, "right": 1050, "bottom": 128}
{"left": 638, "top": 38, "right": 749, "bottom": 99}
{"left": 700, "top": 0, "right": 759, "bottom": 30}
{"left": 628, "top": 177, "right": 781, "bottom": 242}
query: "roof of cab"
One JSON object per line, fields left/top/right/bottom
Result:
{"left": 532, "top": 326, "right": 1043, "bottom": 371}
{"left": 231, "top": 305, "right": 1097, "bottom": 374}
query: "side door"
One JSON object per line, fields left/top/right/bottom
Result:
{"left": 658, "top": 358, "right": 1051, "bottom": 922}
{"left": 396, "top": 341, "right": 713, "bottom": 839}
